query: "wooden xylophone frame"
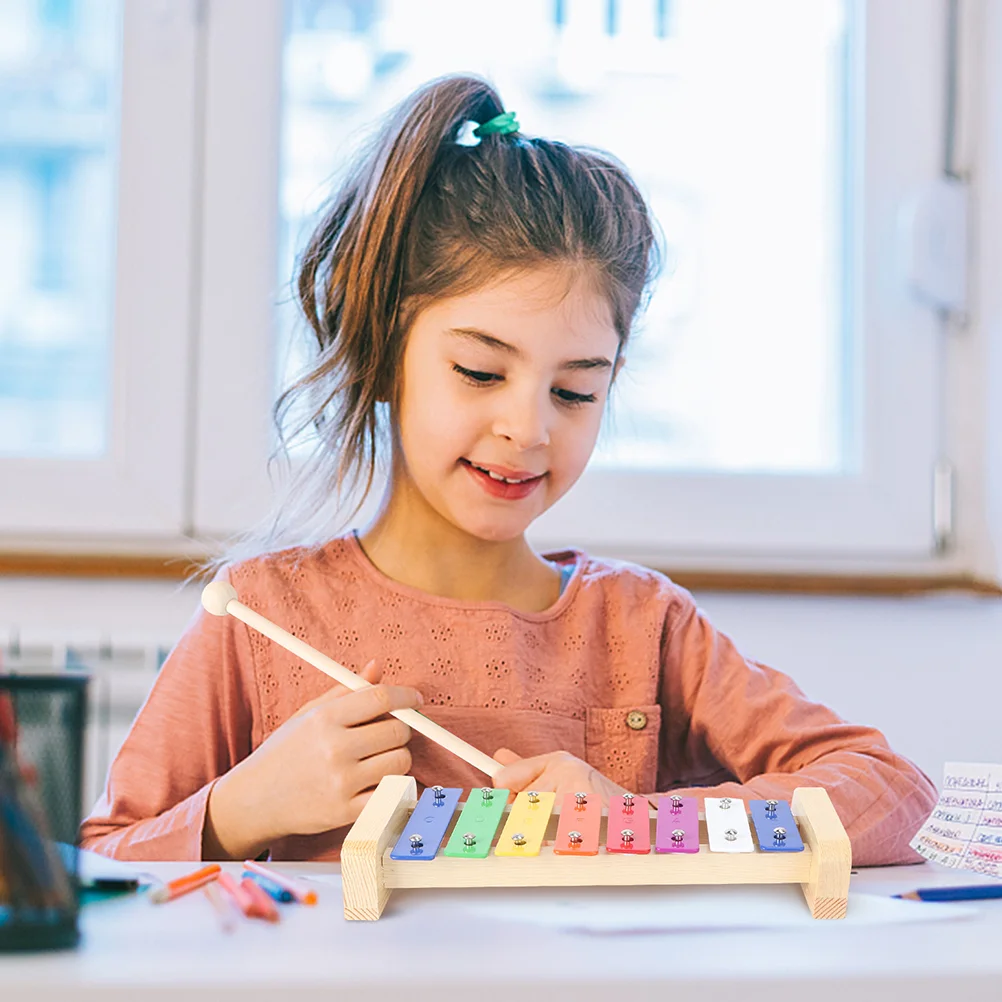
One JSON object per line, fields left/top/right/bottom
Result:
{"left": 341, "top": 775, "right": 852, "bottom": 921}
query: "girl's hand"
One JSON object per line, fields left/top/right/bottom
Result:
{"left": 204, "top": 660, "right": 423, "bottom": 859}
{"left": 491, "top": 747, "right": 630, "bottom": 804}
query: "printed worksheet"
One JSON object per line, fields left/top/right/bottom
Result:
{"left": 910, "top": 762, "right": 1002, "bottom": 878}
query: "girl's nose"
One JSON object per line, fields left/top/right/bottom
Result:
{"left": 492, "top": 388, "right": 551, "bottom": 451}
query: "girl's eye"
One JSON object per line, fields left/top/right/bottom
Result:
{"left": 452, "top": 363, "right": 597, "bottom": 407}
{"left": 452, "top": 364, "right": 499, "bottom": 385}
{"left": 553, "top": 388, "right": 597, "bottom": 407}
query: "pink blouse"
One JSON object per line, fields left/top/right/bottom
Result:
{"left": 80, "top": 533, "right": 936, "bottom": 864}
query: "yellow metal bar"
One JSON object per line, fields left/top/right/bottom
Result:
{"left": 494, "top": 791, "right": 555, "bottom": 857}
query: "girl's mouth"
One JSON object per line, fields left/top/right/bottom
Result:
{"left": 460, "top": 458, "right": 545, "bottom": 501}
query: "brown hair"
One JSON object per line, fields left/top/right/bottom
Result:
{"left": 208, "top": 73, "right": 660, "bottom": 569}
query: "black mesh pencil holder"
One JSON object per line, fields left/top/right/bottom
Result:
{"left": 0, "top": 673, "right": 88, "bottom": 951}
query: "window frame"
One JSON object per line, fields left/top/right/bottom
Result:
{"left": 0, "top": 0, "right": 202, "bottom": 540}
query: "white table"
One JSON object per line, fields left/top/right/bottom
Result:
{"left": 3, "top": 861, "right": 1000, "bottom": 1001}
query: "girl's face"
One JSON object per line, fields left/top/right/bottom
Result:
{"left": 394, "top": 265, "right": 621, "bottom": 543}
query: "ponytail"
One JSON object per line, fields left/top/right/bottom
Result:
{"left": 287, "top": 77, "right": 507, "bottom": 508}
{"left": 203, "top": 73, "right": 658, "bottom": 572}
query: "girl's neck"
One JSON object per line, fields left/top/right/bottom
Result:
{"left": 356, "top": 484, "right": 561, "bottom": 613}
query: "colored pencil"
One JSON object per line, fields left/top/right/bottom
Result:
{"left": 242, "top": 870, "right": 294, "bottom": 902}
{"left": 149, "top": 863, "right": 221, "bottom": 904}
{"left": 240, "top": 875, "right": 281, "bottom": 922}
{"left": 894, "top": 884, "right": 1002, "bottom": 902}
{"left": 242, "top": 859, "right": 318, "bottom": 905}
{"left": 216, "top": 871, "right": 257, "bottom": 918}
{"left": 202, "top": 881, "right": 237, "bottom": 933}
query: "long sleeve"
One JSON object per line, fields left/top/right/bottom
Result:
{"left": 656, "top": 594, "right": 938, "bottom": 866}
{"left": 79, "top": 579, "right": 259, "bottom": 861}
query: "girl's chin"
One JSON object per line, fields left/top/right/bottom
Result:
{"left": 450, "top": 512, "right": 534, "bottom": 543}
{"left": 460, "top": 523, "right": 528, "bottom": 543}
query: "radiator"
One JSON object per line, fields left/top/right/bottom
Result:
{"left": 0, "top": 629, "right": 173, "bottom": 818}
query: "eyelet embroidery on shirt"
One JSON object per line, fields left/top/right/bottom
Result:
{"left": 424, "top": 692, "right": 454, "bottom": 705}
{"left": 613, "top": 668, "right": 637, "bottom": 692}
{"left": 585, "top": 706, "right": 660, "bottom": 792}
{"left": 484, "top": 623, "right": 510, "bottom": 643}
{"left": 230, "top": 546, "right": 663, "bottom": 756}
{"left": 332, "top": 594, "right": 357, "bottom": 615}
{"left": 333, "top": 628, "right": 359, "bottom": 648}
{"left": 429, "top": 657, "right": 454, "bottom": 676}
{"left": 484, "top": 659, "right": 509, "bottom": 679}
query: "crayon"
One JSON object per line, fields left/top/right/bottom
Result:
{"left": 149, "top": 863, "right": 221, "bottom": 904}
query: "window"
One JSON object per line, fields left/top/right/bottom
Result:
{"left": 0, "top": 1, "right": 119, "bottom": 458}
{"left": 0, "top": 1, "right": 200, "bottom": 538}
{"left": 279, "top": 0, "right": 849, "bottom": 476}
{"left": 6, "top": 0, "right": 984, "bottom": 580}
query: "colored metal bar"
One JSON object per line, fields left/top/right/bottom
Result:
{"left": 553, "top": 792, "right": 601, "bottom": 856}
{"left": 655, "top": 795, "right": 700, "bottom": 853}
{"left": 749, "top": 799, "right": 805, "bottom": 852}
{"left": 443, "top": 787, "right": 510, "bottom": 859}
{"left": 606, "top": 793, "right": 651, "bottom": 854}
{"left": 704, "top": 797, "right": 754, "bottom": 853}
{"left": 389, "top": 786, "right": 462, "bottom": 861}
{"left": 494, "top": 790, "right": 555, "bottom": 857}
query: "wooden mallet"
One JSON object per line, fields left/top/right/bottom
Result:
{"left": 201, "top": 582, "right": 503, "bottom": 779}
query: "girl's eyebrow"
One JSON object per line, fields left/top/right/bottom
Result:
{"left": 446, "top": 327, "right": 613, "bottom": 371}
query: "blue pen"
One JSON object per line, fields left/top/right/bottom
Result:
{"left": 894, "top": 884, "right": 1002, "bottom": 902}
{"left": 242, "top": 870, "right": 294, "bottom": 902}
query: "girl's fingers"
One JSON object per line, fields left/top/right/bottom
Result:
{"left": 331, "top": 658, "right": 382, "bottom": 698}
{"left": 288, "top": 659, "right": 383, "bottom": 717}
{"left": 349, "top": 746, "right": 413, "bottom": 792}
{"left": 346, "top": 788, "right": 375, "bottom": 820}
{"left": 332, "top": 684, "right": 424, "bottom": 728}
{"left": 491, "top": 752, "right": 550, "bottom": 792}
{"left": 344, "top": 716, "right": 412, "bottom": 760}
{"left": 492, "top": 747, "right": 522, "bottom": 766}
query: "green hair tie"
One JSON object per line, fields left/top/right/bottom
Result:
{"left": 473, "top": 111, "right": 519, "bottom": 138}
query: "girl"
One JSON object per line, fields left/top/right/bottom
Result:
{"left": 80, "top": 75, "right": 935, "bottom": 865}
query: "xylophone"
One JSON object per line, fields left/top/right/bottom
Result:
{"left": 341, "top": 775, "right": 852, "bottom": 921}
{"left": 198, "top": 586, "right": 852, "bottom": 923}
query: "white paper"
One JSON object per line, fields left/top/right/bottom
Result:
{"left": 909, "top": 761, "right": 1002, "bottom": 878}
{"left": 64, "top": 843, "right": 154, "bottom": 884}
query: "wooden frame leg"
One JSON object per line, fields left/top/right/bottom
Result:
{"left": 791, "top": 787, "right": 852, "bottom": 919}
{"left": 341, "top": 775, "right": 416, "bottom": 920}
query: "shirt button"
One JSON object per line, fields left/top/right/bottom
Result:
{"left": 625, "top": 710, "right": 647, "bottom": 731}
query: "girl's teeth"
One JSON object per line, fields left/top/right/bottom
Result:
{"left": 477, "top": 464, "right": 527, "bottom": 484}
